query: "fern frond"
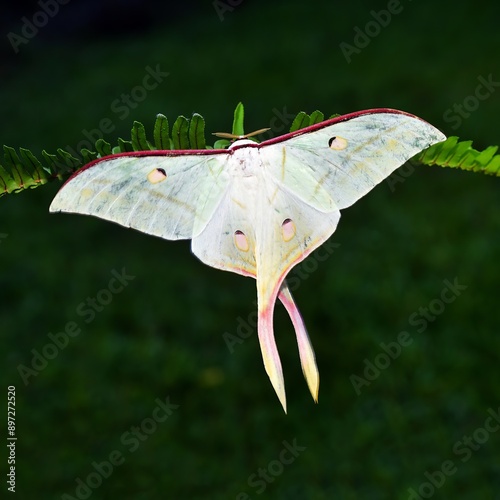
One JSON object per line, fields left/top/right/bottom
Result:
{"left": 0, "top": 112, "right": 204, "bottom": 198}
{"left": 1, "top": 106, "right": 498, "bottom": 199}
{"left": 414, "top": 136, "right": 500, "bottom": 176}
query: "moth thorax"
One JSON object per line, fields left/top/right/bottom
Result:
{"left": 228, "top": 139, "right": 259, "bottom": 150}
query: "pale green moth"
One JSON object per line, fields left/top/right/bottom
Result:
{"left": 50, "top": 108, "right": 446, "bottom": 412}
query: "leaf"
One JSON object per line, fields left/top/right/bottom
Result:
{"left": 95, "top": 139, "right": 112, "bottom": 157}
{"left": 232, "top": 102, "right": 245, "bottom": 137}
{"left": 3, "top": 146, "right": 34, "bottom": 189}
{"left": 289, "top": 112, "right": 310, "bottom": 132}
{"left": 131, "top": 121, "right": 152, "bottom": 151}
{"left": 172, "top": 116, "right": 190, "bottom": 149}
{"left": 56, "top": 148, "right": 80, "bottom": 170}
{"left": 0, "top": 164, "right": 17, "bottom": 195}
{"left": 213, "top": 139, "right": 231, "bottom": 149}
{"left": 309, "top": 110, "right": 324, "bottom": 125}
{"left": 80, "top": 148, "right": 99, "bottom": 164}
{"left": 117, "top": 138, "right": 134, "bottom": 153}
{"left": 484, "top": 155, "right": 500, "bottom": 175}
{"left": 189, "top": 113, "right": 206, "bottom": 149}
{"left": 475, "top": 145, "right": 498, "bottom": 166}
{"left": 154, "top": 113, "right": 170, "bottom": 150}
{"left": 436, "top": 136, "right": 459, "bottom": 164}
{"left": 19, "top": 148, "right": 49, "bottom": 180}
{"left": 41, "top": 150, "right": 59, "bottom": 174}
{"left": 447, "top": 139, "right": 472, "bottom": 165}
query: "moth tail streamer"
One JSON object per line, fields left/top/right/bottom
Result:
{"left": 278, "top": 282, "right": 319, "bottom": 403}
{"left": 257, "top": 280, "right": 287, "bottom": 413}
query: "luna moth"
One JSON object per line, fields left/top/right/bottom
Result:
{"left": 50, "top": 108, "right": 445, "bottom": 412}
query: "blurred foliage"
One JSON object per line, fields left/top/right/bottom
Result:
{"left": 1, "top": 0, "right": 499, "bottom": 499}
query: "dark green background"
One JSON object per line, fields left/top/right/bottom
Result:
{"left": 1, "top": 0, "right": 499, "bottom": 498}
